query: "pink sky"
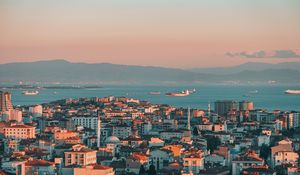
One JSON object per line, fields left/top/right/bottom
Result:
{"left": 0, "top": 0, "right": 299, "bottom": 68}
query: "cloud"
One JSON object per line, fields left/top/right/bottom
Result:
{"left": 225, "top": 49, "right": 300, "bottom": 58}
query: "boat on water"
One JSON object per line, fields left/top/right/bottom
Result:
{"left": 285, "top": 90, "right": 300, "bottom": 94}
{"left": 166, "top": 90, "right": 190, "bottom": 97}
{"left": 149, "top": 92, "right": 161, "bottom": 95}
{"left": 249, "top": 90, "right": 258, "bottom": 94}
{"left": 22, "top": 90, "right": 39, "bottom": 96}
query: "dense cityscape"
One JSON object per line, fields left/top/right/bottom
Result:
{"left": 0, "top": 90, "right": 299, "bottom": 175}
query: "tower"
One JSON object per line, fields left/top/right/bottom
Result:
{"left": 182, "top": 107, "right": 192, "bottom": 144}
{"left": 97, "top": 115, "right": 101, "bottom": 147}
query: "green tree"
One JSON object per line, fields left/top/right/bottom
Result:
{"left": 193, "top": 127, "right": 199, "bottom": 136}
{"left": 206, "top": 136, "right": 221, "bottom": 152}
{"left": 259, "top": 144, "right": 270, "bottom": 161}
{"left": 139, "top": 165, "right": 146, "bottom": 175}
{"left": 147, "top": 164, "right": 157, "bottom": 175}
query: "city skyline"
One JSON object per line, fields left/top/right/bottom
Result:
{"left": 1, "top": 1, "right": 300, "bottom": 175}
{"left": 1, "top": 0, "right": 300, "bottom": 68}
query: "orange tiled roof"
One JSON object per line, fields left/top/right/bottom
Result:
{"left": 25, "top": 160, "right": 55, "bottom": 166}
{"left": 92, "top": 164, "right": 112, "bottom": 170}
{"left": 6, "top": 124, "right": 34, "bottom": 128}
{"left": 131, "top": 152, "right": 148, "bottom": 161}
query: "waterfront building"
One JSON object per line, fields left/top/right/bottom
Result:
{"left": 214, "top": 100, "right": 238, "bottom": 117}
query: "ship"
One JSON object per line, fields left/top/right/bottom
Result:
{"left": 249, "top": 90, "right": 258, "bottom": 94}
{"left": 285, "top": 90, "right": 300, "bottom": 94}
{"left": 22, "top": 90, "right": 39, "bottom": 96}
{"left": 149, "top": 91, "right": 161, "bottom": 95}
{"left": 166, "top": 90, "right": 190, "bottom": 97}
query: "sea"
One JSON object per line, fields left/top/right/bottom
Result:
{"left": 7, "top": 85, "right": 300, "bottom": 111}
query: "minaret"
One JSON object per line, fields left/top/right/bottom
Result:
{"left": 97, "top": 115, "right": 101, "bottom": 147}
{"left": 187, "top": 107, "right": 191, "bottom": 130}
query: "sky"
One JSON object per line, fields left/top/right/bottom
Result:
{"left": 0, "top": 0, "right": 300, "bottom": 68}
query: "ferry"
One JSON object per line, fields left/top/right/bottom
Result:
{"left": 285, "top": 90, "right": 300, "bottom": 95}
{"left": 22, "top": 90, "right": 39, "bottom": 96}
{"left": 166, "top": 90, "right": 190, "bottom": 97}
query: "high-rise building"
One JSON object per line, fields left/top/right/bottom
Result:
{"left": 72, "top": 116, "right": 98, "bottom": 130}
{"left": 239, "top": 101, "right": 254, "bottom": 111}
{"left": 214, "top": 100, "right": 238, "bottom": 116}
{"left": 9, "top": 109, "right": 23, "bottom": 123}
{"left": 0, "top": 91, "right": 13, "bottom": 112}
{"left": 287, "top": 112, "right": 300, "bottom": 129}
{"left": 29, "top": 105, "right": 43, "bottom": 118}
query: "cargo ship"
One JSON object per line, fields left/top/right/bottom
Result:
{"left": 166, "top": 90, "right": 190, "bottom": 97}
{"left": 22, "top": 90, "right": 39, "bottom": 96}
{"left": 285, "top": 90, "right": 300, "bottom": 94}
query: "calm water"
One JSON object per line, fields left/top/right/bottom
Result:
{"left": 7, "top": 85, "right": 300, "bottom": 111}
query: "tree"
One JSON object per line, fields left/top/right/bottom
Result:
{"left": 147, "top": 164, "right": 157, "bottom": 175}
{"left": 193, "top": 127, "right": 199, "bottom": 136}
{"left": 259, "top": 144, "right": 270, "bottom": 161}
{"left": 206, "top": 136, "right": 221, "bottom": 152}
{"left": 139, "top": 165, "right": 146, "bottom": 175}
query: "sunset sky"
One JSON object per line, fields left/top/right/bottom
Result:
{"left": 0, "top": 0, "right": 300, "bottom": 68}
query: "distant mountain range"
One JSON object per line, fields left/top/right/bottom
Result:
{"left": 0, "top": 60, "right": 299, "bottom": 85}
{"left": 189, "top": 62, "right": 300, "bottom": 74}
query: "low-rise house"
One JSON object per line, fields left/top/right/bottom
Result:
{"left": 197, "top": 123, "right": 213, "bottom": 131}
{"left": 148, "top": 137, "right": 164, "bottom": 147}
{"left": 112, "top": 124, "right": 132, "bottom": 139}
{"left": 150, "top": 148, "right": 174, "bottom": 170}
{"left": 64, "top": 144, "right": 97, "bottom": 166}
{"left": 159, "top": 129, "right": 183, "bottom": 140}
{"left": 122, "top": 135, "right": 143, "bottom": 148}
{"left": 257, "top": 135, "right": 270, "bottom": 147}
{"left": 182, "top": 150, "right": 205, "bottom": 174}
{"left": 214, "top": 145, "right": 231, "bottom": 166}
{"left": 61, "top": 164, "right": 114, "bottom": 175}
{"left": 205, "top": 153, "right": 226, "bottom": 167}
{"left": 271, "top": 139, "right": 299, "bottom": 168}
{"left": 232, "top": 150, "right": 264, "bottom": 175}
{"left": 241, "top": 165, "right": 276, "bottom": 175}
{"left": 54, "top": 130, "right": 78, "bottom": 143}
{"left": 125, "top": 152, "right": 149, "bottom": 174}
{"left": 21, "top": 159, "right": 56, "bottom": 175}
